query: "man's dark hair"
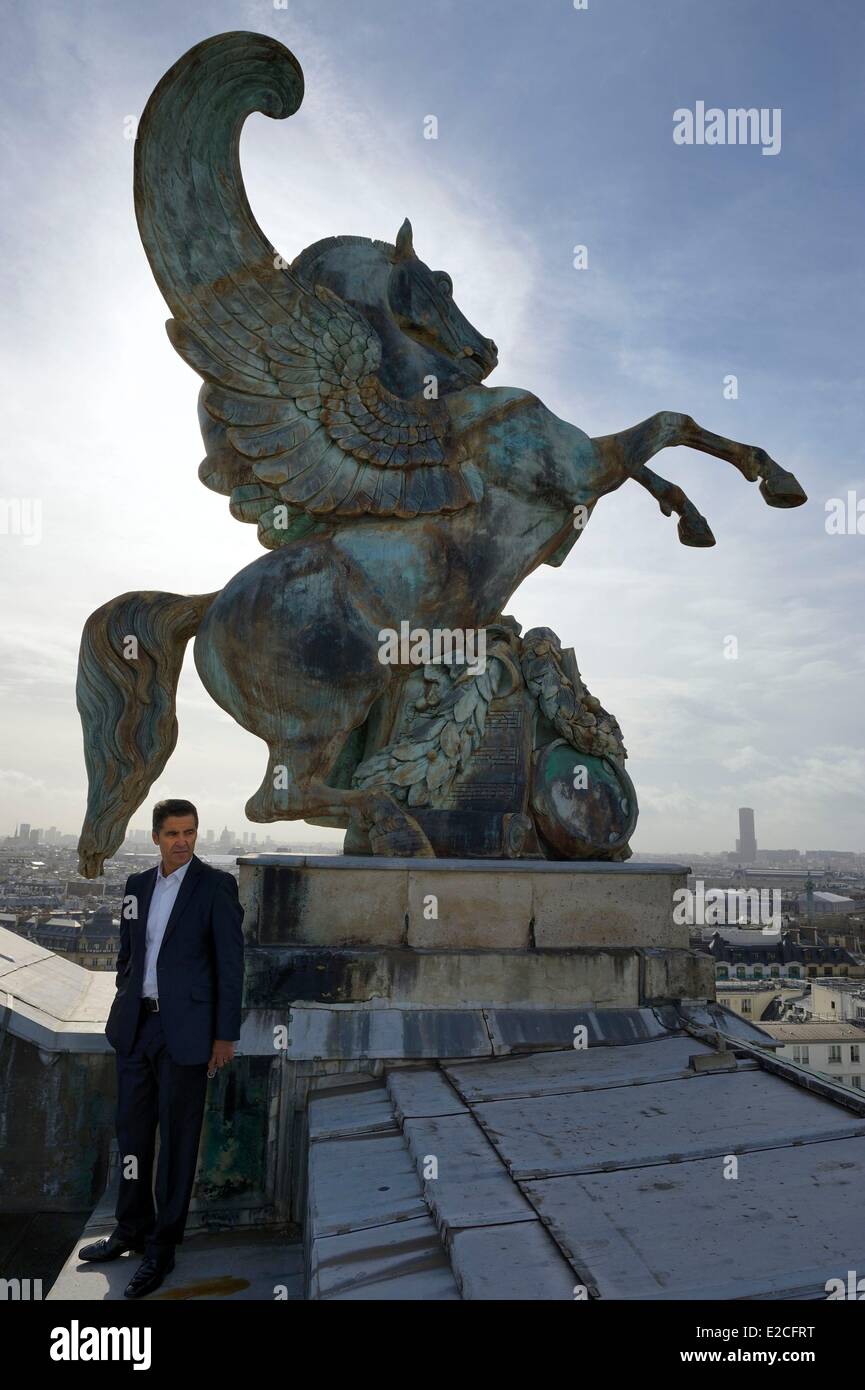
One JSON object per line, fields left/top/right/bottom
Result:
{"left": 152, "top": 799, "right": 199, "bottom": 834}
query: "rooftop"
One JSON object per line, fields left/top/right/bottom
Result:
{"left": 14, "top": 921, "right": 865, "bottom": 1302}
{"left": 700, "top": 928, "right": 782, "bottom": 945}
{"left": 759, "top": 1022, "right": 865, "bottom": 1042}
{"left": 303, "top": 1015, "right": 865, "bottom": 1300}
{"left": 0, "top": 926, "right": 115, "bottom": 1049}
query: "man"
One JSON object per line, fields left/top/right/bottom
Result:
{"left": 79, "top": 799, "right": 244, "bottom": 1298}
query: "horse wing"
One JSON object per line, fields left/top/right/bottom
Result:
{"left": 170, "top": 281, "right": 477, "bottom": 531}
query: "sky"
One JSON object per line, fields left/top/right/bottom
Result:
{"left": 0, "top": 0, "right": 862, "bottom": 856}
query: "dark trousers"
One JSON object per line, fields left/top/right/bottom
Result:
{"left": 114, "top": 1002, "right": 209, "bottom": 1257}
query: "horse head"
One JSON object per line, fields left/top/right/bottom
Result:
{"left": 290, "top": 220, "right": 499, "bottom": 398}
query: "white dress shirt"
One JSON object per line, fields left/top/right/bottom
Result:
{"left": 141, "top": 858, "right": 191, "bottom": 999}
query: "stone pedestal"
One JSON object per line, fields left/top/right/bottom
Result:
{"left": 243, "top": 855, "right": 689, "bottom": 952}
{"left": 237, "top": 855, "right": 706, "bottom": 1025}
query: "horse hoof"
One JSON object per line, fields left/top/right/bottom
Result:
{"left": 366, "top": 794, "right": 436, "bottom": 858}
{"left": 759, "top": 469, "right": 807, "bottom": 508}
{"left": 677, "top": 510, "right": 716, "bottom": 547}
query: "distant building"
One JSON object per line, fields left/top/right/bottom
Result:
{"left": 799, "top": 917, "right": 865, "bottom": 951}
{"left": 693, "top": 867, "right": 827, "bottom": 895}
{"left": 805, "top": 850, "right": 861, "bottom": 866}
{"left": 78, "top": 904, "right": 120, "bottom": 970}
{"left": 716, "top": 979, "right": 804, "bottom": 1024}
{"left": 32, "top": 916, "right": 81, "bottom": 955}
{"left": 702, "top": 927, "right": 861, "bottom": 981}
{"left": 759, "top": 1022, "right": 865, "bottom": 1089}
{"left": 798, "top": 889, "right": 856, "bottom": 916}
{"left": 65, "top": 879, "right": 105, "bottom": 899}
{"left": 808, "top": 978, "right": 865, "bottom": 1026}
{"left": 737, "top": 807, "right": 757, "bottom": 863}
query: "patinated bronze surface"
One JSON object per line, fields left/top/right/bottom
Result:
{"left": 75, "top": 32, "right": 806, "bottom": 876}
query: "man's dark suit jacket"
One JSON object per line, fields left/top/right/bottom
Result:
{"left": 105, "top": 853, "right": 245, "bottom": 1065}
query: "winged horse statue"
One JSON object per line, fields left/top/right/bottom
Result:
{"left": 76, "top": 32, "right": 806, "bottom": 876}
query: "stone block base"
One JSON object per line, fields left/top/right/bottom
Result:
{"left": 238, "top": 853, "right": 692, "bottom": 952}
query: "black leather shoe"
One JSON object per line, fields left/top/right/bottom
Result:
{"left": 124, "top": 1250, "right": 175, "bottom": 1299}
{"left": 79, "top": 1231, "right": 146, "bottom": 1261}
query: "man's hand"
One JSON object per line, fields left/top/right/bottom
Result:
{"left": 207, "top": 1040, "right": 236, "bottom": 1077}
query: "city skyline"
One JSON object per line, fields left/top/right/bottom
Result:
{"left": 6, "top": 810, "right": 864, "bottom": 862}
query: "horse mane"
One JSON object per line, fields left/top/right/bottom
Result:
{"left": 290, "top": 234, "right": 396, "bottom": 283}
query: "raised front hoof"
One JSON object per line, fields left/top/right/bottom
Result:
{"left": 365, "top": 794, "right": 436, "bottom": 858}
{"left": 759, "top": 469, "right": 807, "bottom": 508}
{"left": 677, "top": 510, "right": 716, "bottom": 547}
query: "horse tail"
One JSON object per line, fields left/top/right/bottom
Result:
{"left": 75, "top": 590, "right": 219, "bottom": 878}
{"left": 134, "top": 32, "right": 304, "bottom": 332}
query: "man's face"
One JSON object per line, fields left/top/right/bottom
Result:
{"left": 152, "top": 815, "right": 198, "bottom": 870}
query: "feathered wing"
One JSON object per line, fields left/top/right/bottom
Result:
{"left": 133, "top": 31, "right": 477, "bottom": 549}
{"left": 171, "top": 280, "right": 477, "bottom": 548}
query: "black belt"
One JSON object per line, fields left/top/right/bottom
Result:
{"left": 141, "top": 997, "right": 160, "bottom": 1012}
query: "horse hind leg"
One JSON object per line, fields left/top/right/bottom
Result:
{"left": 227, "top": 636, "right": 437, "bottom": 851}
{"left": 194, "top": 548, "right": 435, "bottom": 856}
{"left": 247, "top": 725, "right": 436, "bottom": 858}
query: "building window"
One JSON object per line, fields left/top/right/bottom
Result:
{"left": 852, "top": 1076, "right": 862, "bottom": 1090}
{"left": 753, "top": 967, "right": 763, "bottom": 979}
{"left": 852, "top": 1046, "right": 861, "bottom": 1064}
{"left": 736, "top": 966, "right": 746, "bottom": 980}
{"left": 741, "top": 998, "right": 752, "bottom": 1015}
{"left": 829, "top": 1045, "right": 842, "bottom": 1063}
{"left": 801, "top": 1046, "right": 810, "bottom": 1065}
{"left": 717, "top": 967, "right": 728, "bottom": 980}
{"left": 770, "top": 966, "right": 780, "bottom": 977}
{"left": 824, "top": 966, "right": 833, "bottom": 976}
{"left": 792, "top": 1046, "right": 810, "bottom": 1065}
{"left": 807, "top": 966, "right": 818, "bottom": 978}
{"left": 789, "top": 967, "right": 800, "bottom": 979}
